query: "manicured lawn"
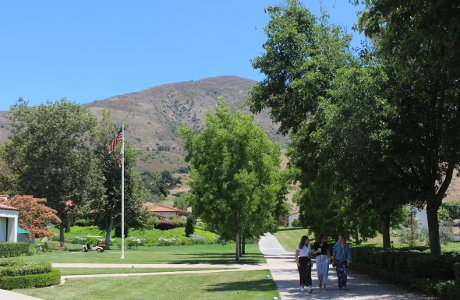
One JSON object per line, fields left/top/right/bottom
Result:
{"left": 17, "top": 270, "right": 279, "bottom": 300}
{"left": 58, "top": 267, "right": 230, "bottom": 276}
{"left": 273, "top": 227, "right": 311, "bottom": 252}
{"left": 22, "top": 243, "right": 266, "bottom": 265}
{"left": 275, "top": 227, "right": 460, "bottom": 253}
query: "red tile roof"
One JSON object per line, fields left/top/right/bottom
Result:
{"left": 0, "top": 203, "right": 19, "bottom": 211}
{"left": 144, "top": 202, "right": 189, "bottom": 215}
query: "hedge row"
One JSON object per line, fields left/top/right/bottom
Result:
{"left": 350, "top": 246, "right": 460, "bottom": 299}
{"left": 0, "top": 261, "right": 52, "bottom": 277}
{"left": 0, "top": 269, "right": 61, "bottom": 290}
{"left": 0, "top": 242, "right": 30, "bottom": 258}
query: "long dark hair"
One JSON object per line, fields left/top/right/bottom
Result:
{"left": 316, "top": 233, "right": 325, "bottom": 244}
{"left": 298, "top": 235, "right": 309, "bottom": 248}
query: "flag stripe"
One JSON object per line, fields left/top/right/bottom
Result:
{"left": 108, "top": 127, "right": 123, "bottom": 154}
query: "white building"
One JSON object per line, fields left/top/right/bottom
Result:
{"left": 288, "top": 211, "right": 300, "bottom": 227}
{"left": 0, "top": 203, "right": 19, "bottom": 242}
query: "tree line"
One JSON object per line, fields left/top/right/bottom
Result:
{"left": 0, "top": 99, "right": 147, "bottom": 246}
{"left": 248, "top": 0, "right": 459, "bottom": 256}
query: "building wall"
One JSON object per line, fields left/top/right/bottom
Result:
{"left": 0, "top": 210, "right": 19, "bottom": 242}
{"left": 154, "top": 211, "right": 177, "bottom": 219}
{"left": 0, "top": 218, "right": 5, "bottom": 241}
{"left": 288, "top": 213, "right": 299, "bottom": 227}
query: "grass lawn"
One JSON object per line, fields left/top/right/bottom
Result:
{"left": 58, "top": 267, "right": 230, "bottom": 276}
{"left": 275, "top": 227, "right": 460, "bottom": 253}
{"left": 273, "top": 227, "right": 311, "bottom": 252}
{"left": 17, "top": 270, "right": 279, "bottom": 300}
{"left": 22, "top": 243, "right": 266, "bottom": 265}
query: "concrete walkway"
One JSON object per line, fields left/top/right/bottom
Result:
{"left": 0, "top": 289, "right": 44, "bottom": 300}
{"left": 259, "top": 233, "right": 429, "bottom": 300}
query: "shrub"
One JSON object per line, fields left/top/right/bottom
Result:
{"left": 185, "top": 215, "right": 195, "bottom": 237}
{"left": 0, "top": 261, "right": 52, "bottom": 277}
{"left": 0, "top": 260, "right": 60, "bottom": 290}
{"left": 126, "top": 237, "right": 147, "bottom": 249}
{"left": 0, "top": 269, "right": 61, "bottom": 290}
{"left": 350, "top": 246, "right": 460, "bottom": 298}
{"left": 0, "top": 243, "right": 31, "bottom": 258}
{"left": 70, "top": 235, "right": 100, "bottom": 246}
{"left": 292, "top": 218, "right": 301, "bottom": 227}
{"left": 74, "top": 219, "right": 93, "bottom": 227}
{"left": 155, "top": 221, "right": 175, "bottom": 230}
{"left": 170, "top": 218, "right": 186, "bottom": 228}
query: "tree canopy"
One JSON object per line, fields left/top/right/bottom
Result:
{"left": 180, "top": 99, "right": 286, "bottom": 261}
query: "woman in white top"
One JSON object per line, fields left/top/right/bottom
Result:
{"left": 295, "top": 235, "right": 312, "bottom": 293}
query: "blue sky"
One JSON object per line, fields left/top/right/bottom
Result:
{"left": 0, "top": 0, "right": 363, "bottom": 111}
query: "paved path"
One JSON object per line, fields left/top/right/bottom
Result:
{"left": 0, "top": 289, "right": 44, "bottom": 300}
{"left": 259, "top": 233, "right": 429, "bottom": 300}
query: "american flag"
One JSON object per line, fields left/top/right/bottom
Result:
{"left": 108, "top": 126, "right": 123, "bottom": 154}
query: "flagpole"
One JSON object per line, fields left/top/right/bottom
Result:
{"left": 121, "top": 122, "right": 125, "bottom": 259}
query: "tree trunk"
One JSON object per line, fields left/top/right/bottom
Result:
{"left": 242, "top": 237, "right": 246, "bottom": 255}
{"left": 105, "top": 216, "right": 114, "bottom": 246}
{"left": 426, "top": 204, "right": 441, "bottom": 256}
{"left": 381, "top": 212, "right": 391, "bottom": 249}
{"left": 235, "top": 229, "right": 240, "bottom": 262}
{"left": 354, "top": 228, "right": 359, "bottom": 244}
{"left": 59, "top": 223, "right": 65, "bottom": 248}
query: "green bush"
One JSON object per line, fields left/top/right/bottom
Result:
{"left": 185, "top": 215, "right": 195, "bottom": 237}
{"left": 0, "top": 269, "right": 61, "bottom": 290}
{"left": 0, "top": 259, "right": 60, "bottom": 290}
{"left": 0, "top": 261, "right": 52, "bottom": 277}
{"left": 350, "top": 246, "right": 460, "bottom": 298}
{"left": 0, "top": 242, "right": 31, "bottom": 258}
{"left": 73, "top": 219, "right": 93, "bottom": 227}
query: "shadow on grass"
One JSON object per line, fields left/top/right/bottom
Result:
{"left": 205, "top": 279, "right": 277, "bottom": 292}
{"left": 168, "top": 252, "right": 264, "bottom": 264}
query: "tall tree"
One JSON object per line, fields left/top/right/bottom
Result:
{"left": 249, "top": 0, "right": 355, "bottom": 238}
{"left": 322, "top": 62, "right": 409, "bottom": 248}
{"left": 357, "top": 0, "right": 460, "bottom": 255}
{"left": 180, "top": 99, "right": 284, "bottom": 261}
{"left": 3, "top": 99, "right": 99, "bottom": 246}
{"left": 88, "top": 115, "right": 148, "bottom": 244}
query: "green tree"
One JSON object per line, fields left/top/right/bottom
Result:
{"left": 185, "top": 214, "right": 195, "bottom": 237}
{"left": 88, "top": 115, "right": 148, "bottom": 244}
{"left": 0, "top": 146, "right": 17, "bottom": 194}
{"left": 3, "top": 99, "right": 99, "bottom": 246}
{"left": 320, "top": 61, "right": 409, "bottom": 248}
{"left": 180, "top": 100, "right": 284, "bottom": 261}
{"left": 173, "top": 192, "right": 193, "bottom": 210}
{"left": 357, "top": 0, "right": 460, "bottom": 255}
{"left": 250, "top": 0, "right": 360, "bottom": 239}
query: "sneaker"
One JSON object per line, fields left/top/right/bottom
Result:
{"left": 299, "top": 287, "right": 305, "bottom": 292}
{"left": 307, "top": 287, "right": 312, "bottom": 293}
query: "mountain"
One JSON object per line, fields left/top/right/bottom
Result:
{"left": 0, "top": 76, "right": 287, "bottom": 173}
{"left": 87, "top": 76, "right": 288, "bottom": 172}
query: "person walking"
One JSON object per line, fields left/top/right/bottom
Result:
{"left": 332, "top": 235, "right": 352, "bottom": 290}
{"left": 295, "top": 235, "right": 313, "bottom": 293}
{"left": 313, "top": 233, "right": 331, "bottom": 289}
